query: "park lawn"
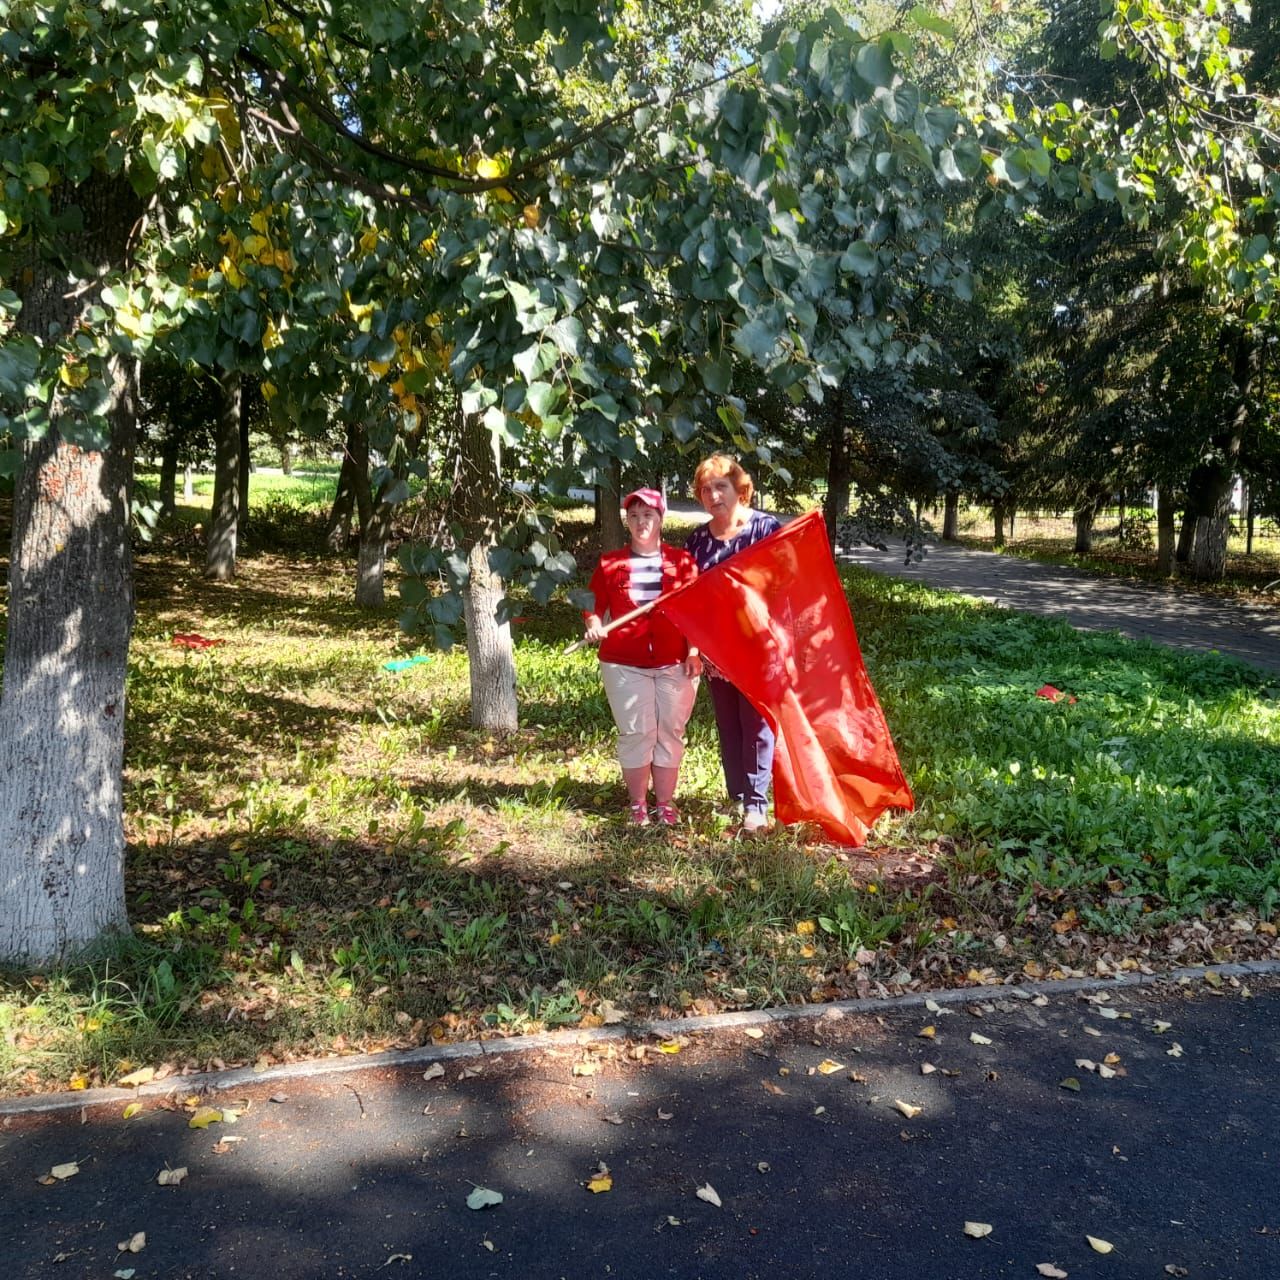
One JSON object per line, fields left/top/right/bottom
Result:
{"left": 1, "top": 510, "right": 1279, "bottom": 1095}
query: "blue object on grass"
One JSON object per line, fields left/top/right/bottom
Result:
{"left": 383, "top": 655, "right": 433, "bottom": 672}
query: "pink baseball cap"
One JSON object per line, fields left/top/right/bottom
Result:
{"left": 621, "top": 488, "right": 666, "bottom": 517}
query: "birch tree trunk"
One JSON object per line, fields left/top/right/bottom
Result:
{"left": 0, "top": 172, "right": 140, "bottom": 964}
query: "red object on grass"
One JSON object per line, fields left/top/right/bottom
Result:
{"left": 654, "top": 510, "right": 913, "bottom": 846}
{"left": 171, "top": 633, "right": 226, "bottom": 650}
{"left": 1036, "top": 684, "right": 1077, "bottom": 704}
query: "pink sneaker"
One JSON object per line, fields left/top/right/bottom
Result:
{"left": 628, "top": 802, "right": 650, "bottom": 827}
{"left": 653, "top": 803, "right": 680, "bottom": 827}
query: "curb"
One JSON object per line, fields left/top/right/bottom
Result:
{"left": 4, "top": 958, "right": 1278, "bottom": 1120}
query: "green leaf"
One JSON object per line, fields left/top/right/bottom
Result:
{"left": 526, "top": 381, "right": 560, "bottom": 417}
{"left": 840, "top": 241, "right": 878, "bottom": 277}
{"left": 854, "top": 40, "right": 893, "bottom": 89}
{"left": 697, "top": 351, "right": 733, "bottom": 396}
{"left": 908, "top": 5, "right": 956, "bottom": 40}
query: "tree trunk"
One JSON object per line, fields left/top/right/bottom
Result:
{"left": 280, "top": 443, "right": 292, "bottom": 476}
{"left": 349, "top": 422, "right": 393, "bottom": 608}
{"left": 205, "top": 369, "right": 242, "bottom": 580}
{"left": 1156, "top": 486, "right": 1176, "bottom": 576}
{"left": 183, "top": 463, "right": 194, "bottom": 501}
{"left": 1246, "top": 488, "right": 1255, "bottom": 557}
{"left": 325, "top": 425, "right": 359, "bottom": 552}
{"left": 1183, "top": 327, "right": 1254, "bottom": 581}
{"left": 597, "top": 455, "right": 625, "bottom": 553}
{"left": 1007, "top": 506, "right": 1016, "bottom": 540}
{"left": 454, "top": 410, "right": 517, "bottom": 731}
{"left": 0, "top": 171, "right": 141, "bottom": 965}
{"left": 942, "top": 492, "right": 959, "bottom": 541}
{"left": 992, "top": 502, "right": 1006, "bottom": 548}
{"left": 823, "top": 398, "right": 851, "bottom": 543}
{"left": 1073, "top": 504, "right": 1095, "bottom": 554}
{"left": 237, "top": 396, "right": 251, "bottom": 531}
{"left": 158, "top": 432, "right": 178, "bottom": 518}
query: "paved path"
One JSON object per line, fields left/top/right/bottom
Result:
{"left": 841, "top": 540, "right": 1280, "bottom": 675}
{"left": 4, "top": 973, "right": 1278, "bottom": 1280}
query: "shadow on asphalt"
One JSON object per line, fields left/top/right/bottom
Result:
{"left": 4, "top": 981, "right": 1278, "bottom": 1279}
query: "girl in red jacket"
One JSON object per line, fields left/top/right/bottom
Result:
{"left": 582, "top": 489, "right": 702, "bottom": 826}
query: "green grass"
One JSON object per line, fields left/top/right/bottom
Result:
{"left": 1, "top": 485, "right": 1278, "bottom": 1093}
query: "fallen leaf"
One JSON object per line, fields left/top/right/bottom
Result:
{"left": 696, "top": 1183, "right": 722, "bottom": 1207}
{"left": 422, "top": 1064, "right": 445, "bottom": 1081}
{"left": 1098, "top": 1007, "right": 1121, "bottom": 1020}
{"left": 1036, "top": 1265, "right": 1068, "bottom": 1278}
{"left": 1086, "top": 1235, "right": 1114, "bottom": 1254}
{"left": 1166, "top": 1042, "right": 1184, "bottom": 1058}
{"left": 1152, "top": 1020, "right": 1172, "bottom": 1034}
{"left": 269, "top": 1094, "right": 288, "bottom": 1104}
{"left": 814, "top": 1105, "right": 826, "bottom": 1116}
{"left": 466, "top": 1187, "right": 503, "bottom": 1210}
{"left": 1103, "top": 1053, "right": 1121, "bottom": 1066}
{"left": 761, "top": 1079, "right": 785, "bottom": 1096}
{"left": 963, "top": 1221, "right": 993, "bottom": 1238}
{"left": 601, "top": 1112, "right": 623, "bottom": 1125}
{"left": 756, "top": 1162, "right": 770, "bottom": 1174}
{"left": 586, "top": 1170, "right": 613, "bottom": 1194}
{"left": 572, "top": 1061, "right": 599, "bottom": 1077}
{"left": 656, "top": 1108, "right": 673, "bottom": 1120}
{"left": 1204, "top": 970, "right": 1223, "bottom": 989}
{"left": 50, "top": 1162, "right": 80, "bottom": 1181}
{"left": 157, "top": 1167, "right": 188, "bottom": 1186}
{"left": 925, "top": 999, "right": 945, "bottom": 1013}
{"left": 380, "top": 1254, "right": 412, "bottom": 1267}
{"left": 116, "top": 1233, "right": 146, "bottom": 1254}
{"left": 1164, "top": 1267, "right": 1188, "bottom": 1277}
{"left": 113, "top": 1271, "right": 135, "bottom": 1279}
{"left": 817, "top": 1059, "right": 845, "bottom": 1075}
{"left": 970, "top": 1033, "right": 992, "bottom": 1046}
{"left": 1083, "top": 1026, "right": 1102, "bottom": 1037}
{"left": 917, "top": 1025, "right": 937, "bottom": 1040}
{"left": 743, "top": 1027, "right": 765, "bottom": 1040}
{"left": 921, "top": 1063, "right": 937, "bottom": 1075}
{"left": 894, "top": 1098, "right": 923, "bottom": 1118}
{"left": 1059, "top": 1077, "right": 1081, "bottom": 1092}
{"left": 188, "top": 1107, "right": 222, "bottom": 1129}
{"left": 118, "top": 1067, "right": 156, "bottom": 1088}
{"left": 122, "top": 1103, "right": 142, "bottom": 1120}
{"left": 795, "top": 920, "right": 816, "bottom": 935}
{"left": 458, "top": 1066, "right": 482, "bottom": 1080}
{"left": 657, "top": 1040, "right": 682, "bottom": 1054}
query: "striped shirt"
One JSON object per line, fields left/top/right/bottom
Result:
{"left": 628, "top": 550, "right": 663, "bottom": 605}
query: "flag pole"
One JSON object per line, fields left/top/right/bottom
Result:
{"left": 562, "top": 598, "right": 660, "bottom": 655}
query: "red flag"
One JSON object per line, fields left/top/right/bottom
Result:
{"left": 655, "top": 510, "right": 913, "bottom": 845}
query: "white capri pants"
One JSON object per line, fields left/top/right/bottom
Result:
{"left": 599, "top": 662, "right": 700, "bottom": 770}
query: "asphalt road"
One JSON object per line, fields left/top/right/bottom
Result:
{"left": 4, "top": 974, "right": 1278, "bottom": 1280}
{"left": 840, "top": 540, "right": 1280, "bottom": 676}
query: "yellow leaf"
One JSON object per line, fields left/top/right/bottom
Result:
{"left": 1204, "top": 970, "right": 1223, "bottom": 988}
{"left": 657, "top": 1040, "right": 682, "bottom": 1054}
{"left": 358, "top": 226, "right": 379, "bottom": 255}
{"left": 586, "top": 1173, "right": 612, "bottom": 1193}
{"left": 475, "top": 156, "right": 505, "bottom": 179}
{"left": 940, "top": 916, "right": 958, "bottom": 929}
{"left": 59, "top": 362, "right": 90, "bottom": 389}
{"left": 522, "top": 203, "right": 540, "bottom": 228}
{"left": 917, "top": 1025, "right": 936, "bottom": 1039}
{"left": 817, "top": 1059, "right": 845, "bottom": 1075}
{"left": 1086, "top": 1235, "right": 1113, "bottom": 1254}
{"left": 572, "top": 1061, "right": 599, "bottom": 1076}
{"left": 249, "top": 209, "right": 270, "bottom": 233}
{"left": 262, "top": 318, "right": 283, "bottom": 350}
{"left": 799, "top": 944, "right": 816, "bottom": 958}
{"left": 68, "top": 1074, "right": 89, "bottom": 1090}
{"left": 50, "top": 1162, "right": 80, "bottom": 1180}
{"left": 548, "top": 933, "right": 563, "bottom": 947}
{"left": 963, "top": 1221, "right": 993, "bottom": 1238}
{"left": 367, "top": 360, "right": 391, "bottom": 377}
{"left": 894, "top": 1098, "right": 922, "bottom": 1118}
{"left": 122, "top": 1102, "right": 143, "bottom": 1120}
{"left": 118, "top": 1066, "right": 156, "bottom": 1088}
{"left": 261, "top": 380, "right": 277, "bottom": 401}
{"left": 117, "top": 1231, "right": 146, "bottom": 1253}
{"left": 578, "top": 1013, "right": 604, "bottom": 1029}
{"left": 188, "top": 1106, "right": 222, "bottom": 1129}
{"left": 795, "top": 920, "right": 816, "bottom": 936}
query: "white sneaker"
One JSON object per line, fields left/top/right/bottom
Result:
{"left": 742, "top": 810, "right": 769, "bottom": 833}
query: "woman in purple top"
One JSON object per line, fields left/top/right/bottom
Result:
{"left": 684, "top": 454, "right": 782, "bottom": 833}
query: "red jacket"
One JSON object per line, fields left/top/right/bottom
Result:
{"left": 585, "top": 544, "right": 698, "bottom": 668}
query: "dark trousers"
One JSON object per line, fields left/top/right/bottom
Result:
{"left": 708, "top": 677, "right": 775, "bottom": 813}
